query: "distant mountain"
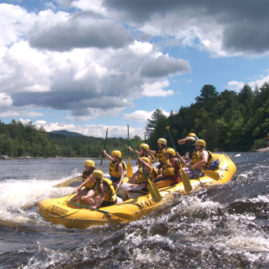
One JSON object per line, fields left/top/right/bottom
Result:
{"left": 49, "top": 130, "right": 85, "bottom": 137}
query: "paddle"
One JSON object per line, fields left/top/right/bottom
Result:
{"left": 166, "top": 126, "right": 192, "bottom": 193}
{"left": 99, "top": 127, "right": 109, "bottom": 170}
{"left": 127, "top": 124, "right": 133, "bottom": 178}
{"left": 53, "top": 176, "right": 82, "bottom": 188}
{"left": 129, "top": 139, "right": 162, "bottom": 202}
{"left": 202, "top": 169, "right": 220, "bottom": 180}
{"left": 68, "top": 201, "right": 134, "bottom": 220}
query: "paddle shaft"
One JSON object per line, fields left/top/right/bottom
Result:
{"left": 127, "top": 124, "right": 133, "bottom": 178}
{"left": 99, "top": 128, "right": 109, "bottom": 170}
{"left": 127, "top": 124, "right": 130, "bottom": 157}
{"left": 53, "top": 176, "right": 82, "bottom": 188}
{"left": 166, "top": 126, "right": 192, "bottom": 193}
{"left": 69, "top": 201, "right": 111, "bottom": 214}
{"left": 68, "top": 201, "right": 133, "bottom": 219}
{"left": 166, "top": 126, "right": 177, "bottom": 150}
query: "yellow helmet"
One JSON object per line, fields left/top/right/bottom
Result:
{"left": 157, "top": 138, "right": 167, "bottom": 146}
{"left": 111, "top": 150, "right": 122, "bottom": 158}
{"left": 92, "top": 170, "right": 104, "bottom": 179}
{"left": 187, "top": 132, "right": 196, "bottom": 137}
{"left": 196, "top": 139, "right": 206, "bottom": 147}
{"left": 84, "top": 160, "right": 95, "bottom": 168}
{"left": 166, "top": 147, "right": 176, "bottom": 157}
{"left": 140, "top": 157, "right": 150, "bottom": 164}
{"left": 140, "top": 143, "right": 149, "bottom": 151}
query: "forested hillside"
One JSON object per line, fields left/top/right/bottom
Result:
{"left": 146, "top": 83, "right": 269, "bottom": 152}
{"left": 48, "top": 133, "right": 142, "bottom": 158}
{"left": 0, "top": 120, "right": 61, "bottom": 157}
{"left": 0, "top": 120, "right": 142, "bottom": 158}
{"left": 1, "top": 83, "right": 268, "bottom": 158}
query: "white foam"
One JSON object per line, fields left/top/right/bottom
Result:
{"left": 132, "top": 248, "right": 164, "bottom": 264}
{"left": 176, "top": 196, "right": 222, "bottom": 216}
{"left": 0, "top": 179, "right": 73, "bottom": 224}
{"left": 21, "top": 242, "right": 70, "bottom": 269}
{"left": 250, "top": 194, "right": 269, "bottom": 203}
{"left": 226, "top": 236, "right": 269, "bottom": 252}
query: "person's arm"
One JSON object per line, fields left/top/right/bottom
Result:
{"left": 177, "top": 139, "right": 186, "bottom": 145}
{"left": 128, "top": 146, "right": 140, "bottom": 155}
{"left": 191, "top": 151, "right": 208, "bottom": 170}
{"left": 75, "top": 175, "right": 92, "bottom": 193}
{"left": 178, "top": 137, "right": 195, "bottom": 145}
{"left": 103, "top": 150, "right": 113, "bottom": 161}
{"left": 149, "top": 149, "right": 157, "bottom": 155}
{"left": 94, "top": 183, "right": 105, "bottom": 208}
{"left": 128, "top": 146, "right": 134, "bottom": 152}
{"left": 176, "top": 152, "right": 186, "bottom": 166}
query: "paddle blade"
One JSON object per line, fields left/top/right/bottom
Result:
{"left": 127, "top": 157, "right": 133, "bottom": 178}
{"left": 203, "top": 170, "right": 220, "bottom": 180}
{"left": 148, "top": 180, "right": 162, "bottom": 202}
{"left": 180, "top": 167, "right": 192, "bottom": 193}
{"left": 53, "top": 176, "right": 82, "bottom": 188}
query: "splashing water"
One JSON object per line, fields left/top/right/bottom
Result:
{"left": 0, "top": 153, "right": 269, "bottom": 268}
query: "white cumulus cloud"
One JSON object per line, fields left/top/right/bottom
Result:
{"left": 142, "top": 80, "right": 173, "bottom": 97}
{"left": 34, "top": 120, "right": 145, "bottom": 138}
{"left": 227, "top": 72, "right": 269, "bottom": 92}
{"left": 124, "top": 109, "right": 169, "bottom": 125}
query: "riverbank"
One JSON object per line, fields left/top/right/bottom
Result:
{"left": 256, "top": 146, "right": 269, "bottom": 152}
{"left": 0, "top": 155, "right": 59, "bottom": 160}
{"left": 0, "top": 155, "right": 99, "bottom": 160}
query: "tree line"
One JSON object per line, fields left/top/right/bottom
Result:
{"left": 0, "top": 82, "right": 268, "bottom": 158}
{"left": 0, "top": 120, "right": 142, "bottom": 158}
{"left": 0, "top": 120, "right": 60, "bottom": 157}
{"left": 146, "top": 83, "right": 269, "bottom": 153}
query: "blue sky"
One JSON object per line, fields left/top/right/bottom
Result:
{"left": 1, "top": 0, "right": 269, "bottom": 138}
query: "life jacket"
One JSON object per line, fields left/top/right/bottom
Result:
{"left": 94, "top": 178, "right": 117, "bottom": 203}
{"left": 162, "top": 158, "right": 179, "bottom": 177}
{"left": 205, "top": 150, "right": 213, "bottom": 167}
{"left": 155, "top": 158, "right": 180, "bottom": 188}
{"left": 109, "top": 160, "right": 127, "bottom": 178}
{"left": 157, "top": 147, "right": 166, "bottom": 165}
{"left": 82, "top": 170, "right": 95, "bottom": 188}
{"left": 191, "top": 150, "right": 212, "bottom": 168}
{"left": 136, "top": 167, "right": 148, "bottom": 184}
{"left": 136, "top": 167, "right": 157, "bottom": 184}
{"left": 149, "top": 167, "right": 158, "bottom": 182}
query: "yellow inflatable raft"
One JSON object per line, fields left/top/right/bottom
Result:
{"left": 38, "top": 153, "right": 236, "bottom": 229}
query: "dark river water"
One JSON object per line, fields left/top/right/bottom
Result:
{"left": 0, "top": 152, "right": 269, "bottom": 269}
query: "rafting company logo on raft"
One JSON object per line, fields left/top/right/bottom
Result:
{"left": 51, "top": 205, "right": 68, "bottom": 216}
{"left": 135, "top": 198, "right": 154, "bottom": 209}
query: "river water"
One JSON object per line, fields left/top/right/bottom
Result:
{"left": 0, "top": 152, "right": 269, "bottom": 269}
